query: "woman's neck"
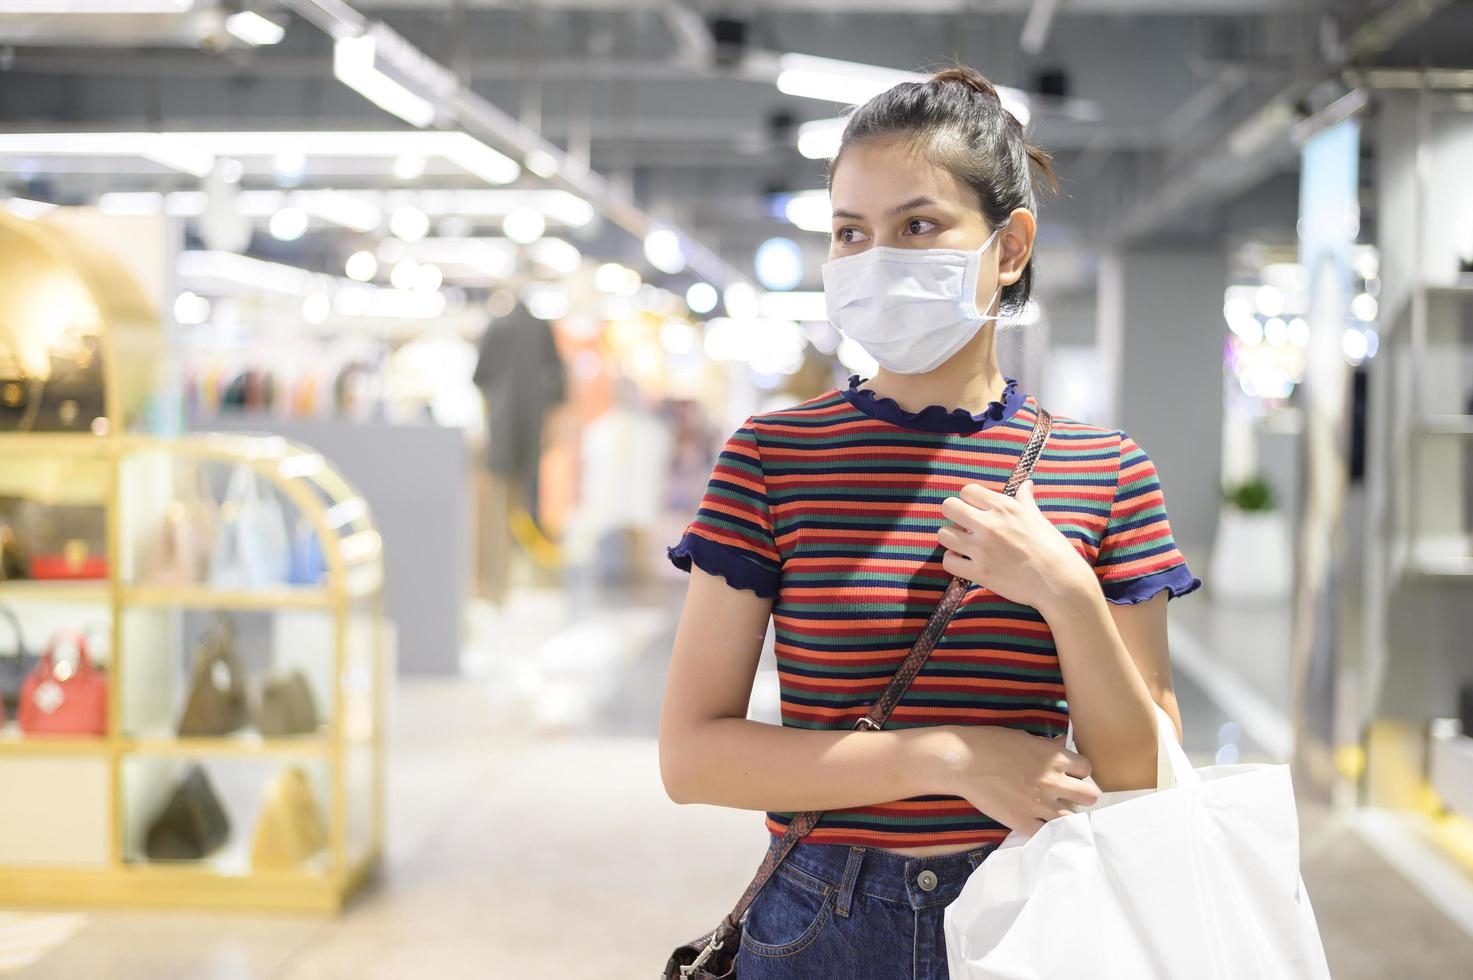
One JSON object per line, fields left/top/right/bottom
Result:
{"left": 861, "top": 351, "right": 1009, "bottom": 418}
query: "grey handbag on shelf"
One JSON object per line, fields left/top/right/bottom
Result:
{"left": 258, "top": 670, "right": 319, "bottom": 737}
{"left": 0, "top": 602, "right": 34, "bottom": 719}
{"left": 663, "top": 405, "right": 1054, "bottom": 980}
{"left": 143, "top": 764, "right": 231, "bottom": 861}
{"left": 177, "top": 619, "right": 252, "bottom": 737}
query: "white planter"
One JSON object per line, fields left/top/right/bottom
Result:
{"left": 1207, "top": 507, "right": 1294, "bottom": 602}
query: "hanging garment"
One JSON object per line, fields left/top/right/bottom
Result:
{"left": 472, "top": 302, "right": 567, "bottom": 485}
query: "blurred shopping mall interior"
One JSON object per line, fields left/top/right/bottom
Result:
{"left": 0, "top": 0, "right": 1472, "bottom": 977}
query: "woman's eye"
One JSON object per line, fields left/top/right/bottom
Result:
{"left": 905, "top": 218, "right": 937, "bottom": 235}
{"left": 835, "top": 227, "right": 868, "bottom": 245}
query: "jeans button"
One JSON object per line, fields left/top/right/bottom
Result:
{"left": 917, "top": 869, "right": 938, "bottom": 892}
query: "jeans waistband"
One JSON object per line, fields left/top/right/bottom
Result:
{"left": 766, "top": 832, "right": 998, "bottom": 912}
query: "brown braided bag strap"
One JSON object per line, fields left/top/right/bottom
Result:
{"left": 665, "top": 405, "right": 1053, "bottom": 978}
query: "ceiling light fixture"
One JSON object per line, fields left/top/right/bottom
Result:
{"left": 225, "top": 10, "right": 286, "bottom": 47}
{"left": 333, "top": 23, "right": 457, "bottom": 129}
{"left": 778, "top": 54, "right": 1030, "bottom": 127}
{"left": 0, "top": 131, "right": 520, "bottom": 186}
{"left": 0, "top": 1, "right": 192, "bottom": 11}
{"left": 644, "top": 228, "right": 687, "bottom": 275}
{"left": 783, "top": 190, "right": 832, "bottom": 233}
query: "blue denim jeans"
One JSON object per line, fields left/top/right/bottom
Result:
{"left": 733, "top": 833, "right": 999, "bottom": 979}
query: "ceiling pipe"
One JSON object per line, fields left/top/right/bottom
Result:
{"left": 280, "top": 0, "right": 747, "bottom": 288}
{"left": 1019, "top": 0, "right": 1061, "bottom": 56}
{"left": 1108, "top": 0, "right": 1454, "bottom": 245}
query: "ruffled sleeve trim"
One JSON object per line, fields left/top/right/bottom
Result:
{"left": 1100, "top": 563, "right": 1203, "bottom": 605}
{"left": 667, "top": 531, "right": 781, "bottom": 599}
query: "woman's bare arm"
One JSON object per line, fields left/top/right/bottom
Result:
{"left": 658, "top": 565, "right": 950, "bottom": 812}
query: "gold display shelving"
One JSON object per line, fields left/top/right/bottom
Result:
{"left": 0, "top": 432, "right": 387, "bottom": 913}
{"left": 0, "top": 206, "right": 386, "bottom": 912}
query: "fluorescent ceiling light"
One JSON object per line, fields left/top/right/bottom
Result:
{"left": 783, "top": 190, "right": 831, "bottom": 233}
{"left": 644, "top": 228, "right": 686, "bottom": 275}
{"left": 523, "top": 150, "right": 559, "bottom": 179}
{"left": 179, "top": 250, "right": 450, "bottom": 320}
{"left": 333, "top": 23, "right": 458, "bottom": 130}
{"left": 1019, "top": 0, "right": 1060, "bottom": 56}
{"left": 406, "top": 189, "right": 593, "bottom": 227}
{"left": 235, "top": 190, "right": 383, "bottom": 233}
{"left": 0, "top": 133, "right": 213, "bottom": 177}
{"left": 777, "top": 53, "right": 917, "bottom": 105}
{"left": 178, "top": 251, "right": 315, "bottom": 295}
{"left": 225, "top": 10, "right": 285, "bottom": 47}
{"left": 796, "top": 118, "right": 845, "bottom": 160}
{"left": 0, "top": 1, "right": 192, "bottom": 11}
{"left": 96, "top": 184, "right": 591, "bottom": 229}
{"left": 98, "top": 191, "right": 207, "bottom": 216}
{"left": 296, "top": 190, "right": 381, "bottom": 233}
{"left": 334, "top": 33, "right": 437, "bottom": 128}
{"left": 407, "top": 238, "right": 518, "bottom": 278}
{"left": 779, "top": 54, "right": 1030, "bottom": 127}
{"left": 443, "top": 135, "right": 521, "bottom": 185}
{"left": 0, "top": 131, "right": 519, "bottom": 186}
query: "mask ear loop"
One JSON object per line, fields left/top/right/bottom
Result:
{"left": 961, "top": 220, "right": 1010, "bottom": 322}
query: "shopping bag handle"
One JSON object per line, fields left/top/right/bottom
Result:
{"left": 1064, "top": 701, "right": 1198, "bottom": 790}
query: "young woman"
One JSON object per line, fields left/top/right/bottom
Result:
{"left": 659, "top": 63, "right": 1202, "bottom": 979}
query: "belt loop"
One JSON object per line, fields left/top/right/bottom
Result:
{"left": 834, "top": 846, "right": 864, "bottom": 918}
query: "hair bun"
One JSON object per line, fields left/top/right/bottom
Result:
{"left": 930, "top": 65, "right": 1001, "bottom": 103}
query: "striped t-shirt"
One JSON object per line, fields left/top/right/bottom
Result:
{"left": 666, "top": 373, "right": 1202, "bottom": 850}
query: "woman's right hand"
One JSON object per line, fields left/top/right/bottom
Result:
{"left": 920, "top": 724, "right": 1101, "bottom": 838}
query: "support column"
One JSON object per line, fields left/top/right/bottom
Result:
{"left": 1097, "top": 244, "right": 1225, "bottom": 559}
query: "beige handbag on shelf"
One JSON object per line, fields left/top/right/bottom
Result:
{"left": 177, "top": 620, "right": 251, "bottom": 737}
{"left": 250, "top": 766, "right": 327, "bottom": 869}
{"left": 140, "top": 467, "right": 218, "bottom": 585}
{"left": 258, "top": 670, "right": 319, "bottom": 737}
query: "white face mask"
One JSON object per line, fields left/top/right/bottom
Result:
{"left": 821, "top": 222, "right": 1008, "bottom": 375}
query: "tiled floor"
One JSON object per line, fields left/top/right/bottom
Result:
{"left": 8, "top": 580, "right": 1473, "bottom": 978}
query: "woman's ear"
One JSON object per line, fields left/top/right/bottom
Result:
{"left": 997, "top": 209, "right": 1035, "bottom": 288}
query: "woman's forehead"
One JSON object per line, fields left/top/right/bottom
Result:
{"left": 830, "top": 140, "right": 971, "bottom": 212}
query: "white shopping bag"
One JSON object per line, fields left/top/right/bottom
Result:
{"left": 943, "top": 702, "right": 1332, "bottom": 980}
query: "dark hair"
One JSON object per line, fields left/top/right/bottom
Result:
{"left": 825, "top": 63, "right": 1059, "bottom": 314}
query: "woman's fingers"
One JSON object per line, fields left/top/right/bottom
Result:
{"left": 959, "top": 482, "right": 1013, "bottom": 511}
{"left": 1056, "top": 746, "right": 1093, "bottom": 780}
{"left": 1051, "top": 775, "right": 1102, "bottom": 808}
{"left": 939, "top": 494, "right": 986, "bottom": 532}
{"left": 936, "top": 524, "right": 974, "bottom": 554}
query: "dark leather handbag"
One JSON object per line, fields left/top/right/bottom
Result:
{"left": 177, "top": 619, "right": 252, "bottom": 737}
{"left": 32, "top": 336, "right": 106, "bottom": 433}
{"left": 258, "top": 670, "right": 319, "bottom": 737}
{"left": 144, "top": 764, "right": 231, "bottom": 861}
{"left": 664, "top": 405, "right": 1052, "bottom": 979}
{"left": 0, "top": 515, "right": 28, "bottom": 580}
{"left": 0, "top": 374, "right": 41, "bottom": 432}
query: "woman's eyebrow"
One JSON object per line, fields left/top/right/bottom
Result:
{"left": 831, "top": 195, "right": 942, "bottom": 221}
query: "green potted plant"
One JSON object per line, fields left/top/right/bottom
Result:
{"left": 1208, "top": 474, "right": 1293, "bottom": 602}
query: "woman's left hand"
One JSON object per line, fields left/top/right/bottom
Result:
{"left": 937, "top": 479, "right": 1095, "bottom": 614}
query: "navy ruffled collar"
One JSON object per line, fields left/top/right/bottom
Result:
{"left": 839, "top": 373, "right": 1027, "bottom": 434}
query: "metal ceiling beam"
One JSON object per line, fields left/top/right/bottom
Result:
{"left": 279, "top": 0, "right": 748, "bottom": 287}
{"left": 1108, "top": 0, "right": 1456, "bottom": 245}
{"left": 350, "top": 0, "right": 1298, "bottom": 12}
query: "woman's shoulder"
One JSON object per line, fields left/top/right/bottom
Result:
{"left": 1032, "top": 403, "right": 1124, "bottom": 447}
{"left": 746, "top": 385, "right": 852, "bottom": 430}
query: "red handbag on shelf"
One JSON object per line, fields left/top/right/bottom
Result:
{"left": 18, "top": 630, "right": 107, "bottom": 736}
